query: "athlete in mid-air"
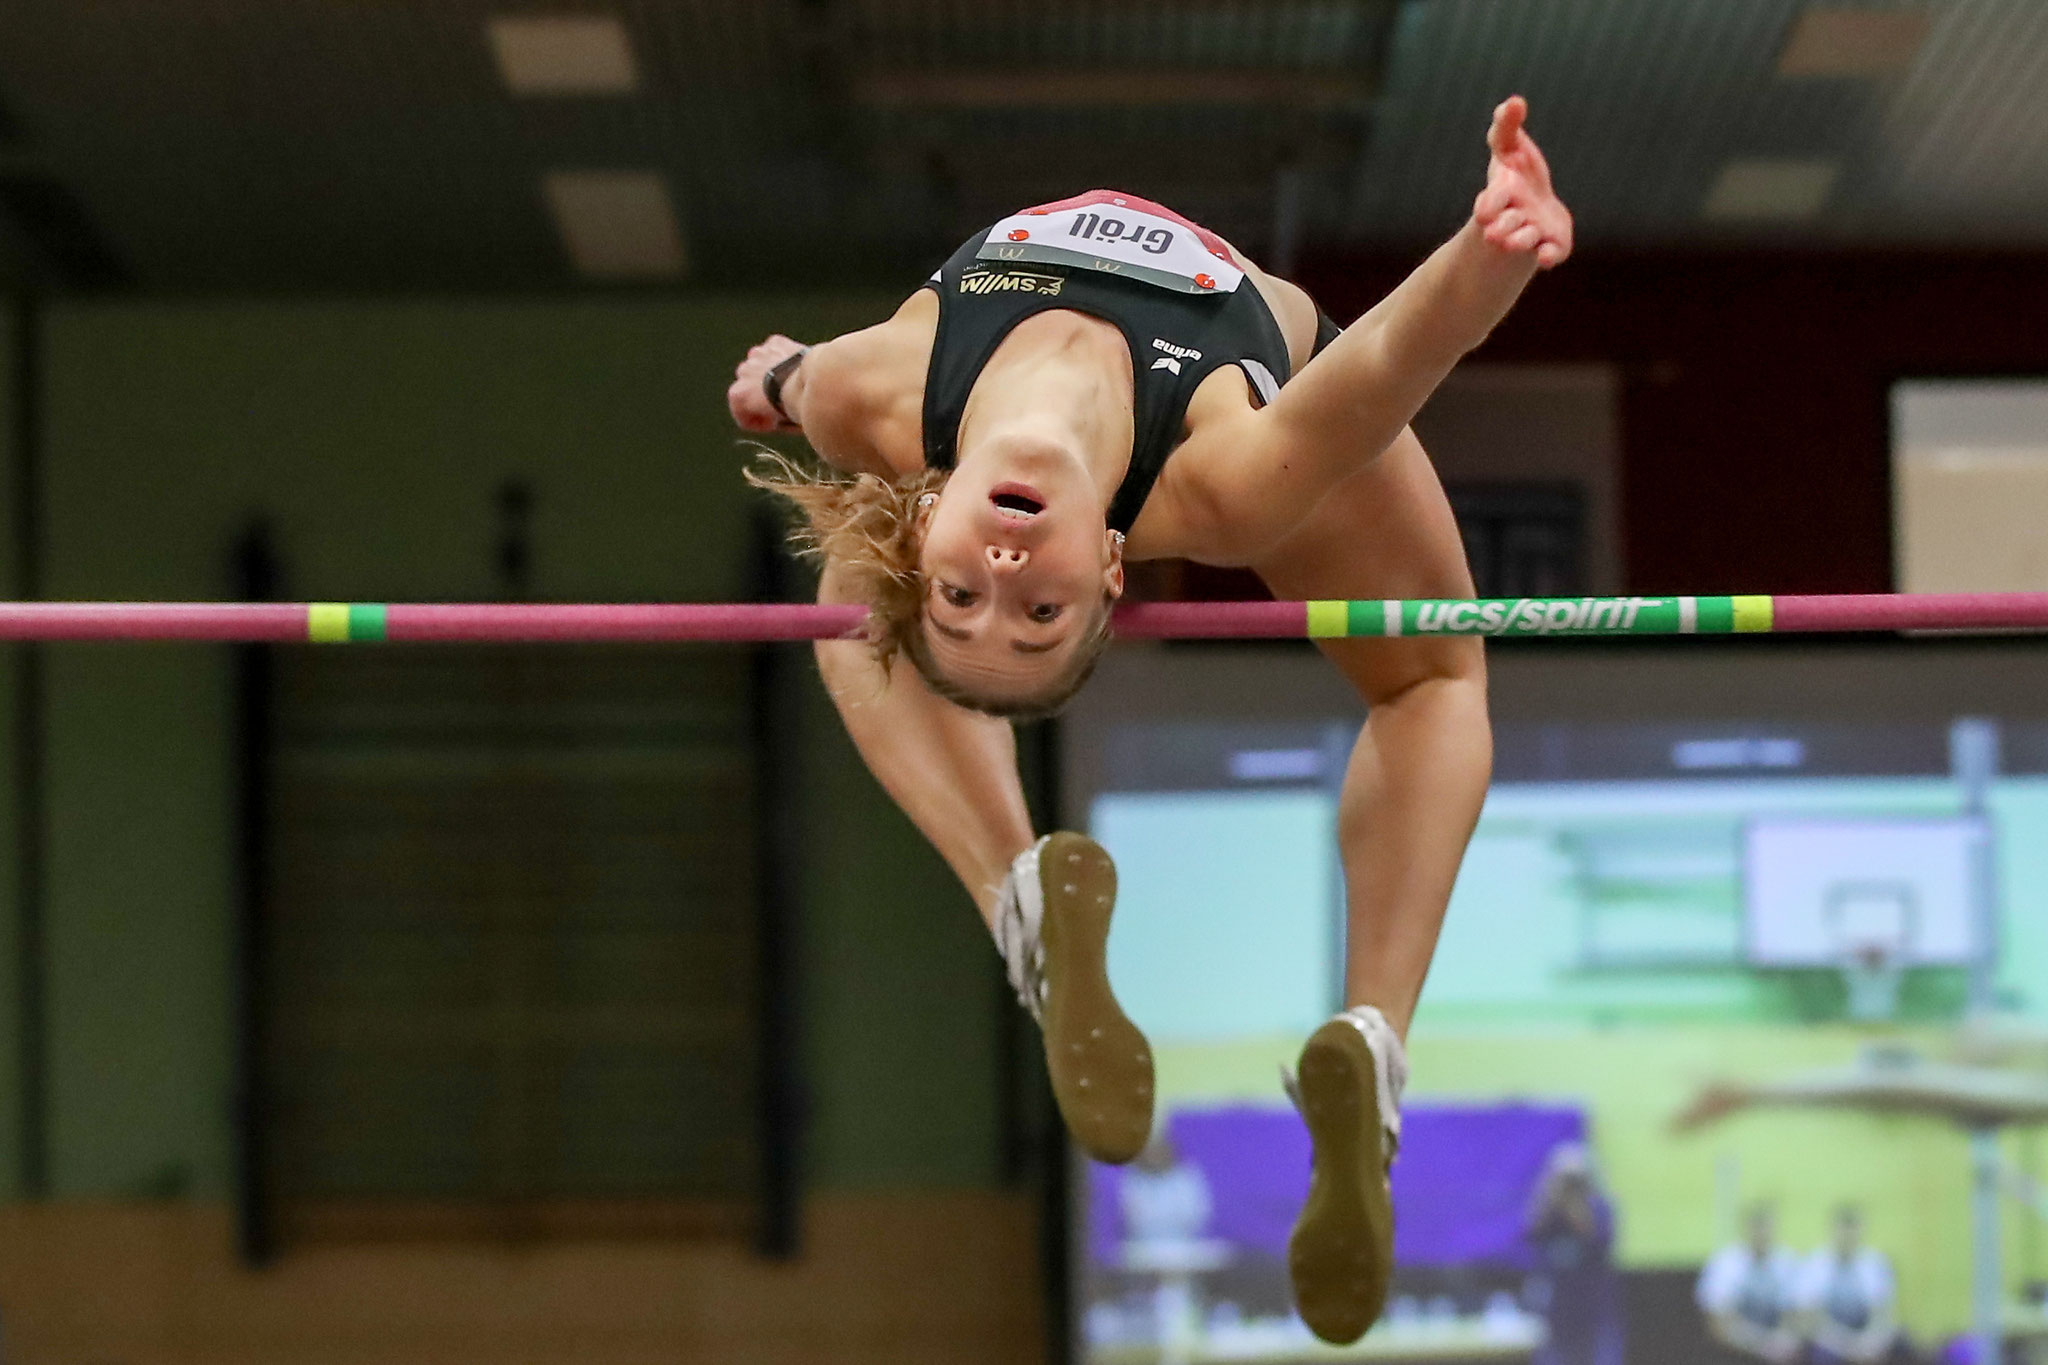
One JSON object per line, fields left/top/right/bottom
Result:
{"left": 728, "top": 97, "right": 1572, "bottom": 1341}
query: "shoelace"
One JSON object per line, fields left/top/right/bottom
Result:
{"left": 994, "top": 844, "right": 1048, "bottom": 1023}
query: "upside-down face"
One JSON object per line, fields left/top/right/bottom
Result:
{"left": 915, "top": 450, "right": 1124, "bottom": 709}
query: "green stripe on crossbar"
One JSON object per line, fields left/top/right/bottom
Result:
{"left": 1310, "top": 596, "right": 1784, "bottom": 638}
{"left": 348, "top": 603, "right": 388, "bottom": 642}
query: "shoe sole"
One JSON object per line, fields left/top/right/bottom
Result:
{"left": 1288, "top": 1018, "right": 1394, "bottom": 1345}
{"left": 1037, "top": 832, "right": 1155, "bottom": 1165}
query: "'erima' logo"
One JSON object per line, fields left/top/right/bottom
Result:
{"left": 959, "top": 268, "right": 1063, "bottom": 297}
{"left": 1149, "top": 337, "right": 1201, "bottom": 374}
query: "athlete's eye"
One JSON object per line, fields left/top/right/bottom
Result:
{"left": 940, "top": 584, "right": 977, "bottom": 608}
{"left": 1027, "top": 603, "right": 1063, "bottom": 624}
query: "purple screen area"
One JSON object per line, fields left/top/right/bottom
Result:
{"left": 1087, "top": 1102, "right": 1586, "bottom": 1270}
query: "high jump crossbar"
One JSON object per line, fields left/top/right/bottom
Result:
{"left": 0, "top": 593, "right": 2042, "bottom": 642}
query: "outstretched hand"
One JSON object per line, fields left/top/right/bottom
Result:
{"left": 1472, "top": 96, "right": 1573, "bottom": 269}
{"left": 727, "top": 333, "right": 808, "bottom": 433}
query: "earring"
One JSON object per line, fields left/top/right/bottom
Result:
{"left": 1111, "top": 530, "right": 1126, "bottom": 547}
{"left": 917, "top": 492, "right": 938, "bottom": 509}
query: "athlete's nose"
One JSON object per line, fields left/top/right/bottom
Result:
{"left": 986, "top": 544, "right": 1029, "bottom": 573}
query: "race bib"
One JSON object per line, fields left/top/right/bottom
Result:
{"left": 976, "top": 201, "right": 1244, "bottom": 295}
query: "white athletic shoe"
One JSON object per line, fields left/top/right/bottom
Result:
{"left": 992, "top": 833, "right": 1155, "bottom": 1165}
{"left": 1285, "top": 1005, "right": 1408, "bottom": 1344}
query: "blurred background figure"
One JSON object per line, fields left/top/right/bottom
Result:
{"left": 1117, "top": 1130, "right": 1228, "bottom": 1359}
{"left": 1699, "top": 1202, "right": 1805, "bottom": 1363}
{"left": 1120, "top": 1130, "right": 1215, "bottom": 1254}
{"left": 1800, "top": 1205, "right": 1909, "bottom": 1365}
{"left": 1523, "top": 1139, "right": 1623, "bottom": 1365}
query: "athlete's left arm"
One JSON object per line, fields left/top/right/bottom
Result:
{"left": 726, "top": 295, "right": 932, "bottom": 478}
{"left": 1169, "top": 96, "right": 1571, "bottom": 563}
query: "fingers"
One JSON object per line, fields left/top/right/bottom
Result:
{"left": 1517, "top": 125, "right": 1555, "bottom": 195}
{"left": 730, "top": 404, "right": 774, "bottom": 434}
{"left": 743, "top": 334, "right": 801, "bottom": 368}
{"left": 1476, "top": 92, "right": 1572, "bottom": 269}
{"left": 1473, "top": 177, "right": 1513, "bottom": 223}
{"left": 1479, "top": 193, "right": 1574, "bottom": 268}
{"left": 1482, "top": 206, "right": 1527, "bottom": 247}
{"left": 726, "top": 377, "right": 778, "bottom": 432}
{"left": 1534, "top": 202, "right": 1574, "bottom": 268}
{"left": 1486, "top": 95, "right": 1527, "bottom": 157}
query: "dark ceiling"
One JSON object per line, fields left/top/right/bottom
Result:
{"left": 0, "top": 0, "right": 2042, "bottom": 294}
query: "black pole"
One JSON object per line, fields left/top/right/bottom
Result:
{"left": 229, "top": 520, "right": 280, "bottom": 1264}
{"left": 1020, "top": 718, "right": 1072, "bottom": 1365}
{"left": 11, "top": 297, "right": 46, "bottom": 1200}
{"left": 748, "top": 508, "right": 803, "bottom": 1258}
{"left": 494, "top": 480, "right": 534, "bottom": 602}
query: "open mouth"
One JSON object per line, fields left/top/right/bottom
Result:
{"left": 990, "top": 483, "right": 1045, "bottom": 521}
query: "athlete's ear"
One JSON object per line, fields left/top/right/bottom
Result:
{"left": 1104, "top": 527, "right": 1127, "bottom": 600}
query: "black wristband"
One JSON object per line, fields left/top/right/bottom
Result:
{"left": 762, "top": 346, "right": 810, "bottom": 423}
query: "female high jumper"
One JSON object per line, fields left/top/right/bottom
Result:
{"left": 728, "top": 97, "right": 1572, "bottom": 1342}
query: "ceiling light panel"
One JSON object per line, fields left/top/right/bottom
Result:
{"left": 1702, "top": 158, "right": 1841, "bottom": 221}
{"left": 542, "top": 170, "right": 685, "bottom": 279}
{"left": 1777, "top": 7, "right": 1931, "bottom": 77}
{"left": 489, "top": 15, "right": 639, "bottom": 96}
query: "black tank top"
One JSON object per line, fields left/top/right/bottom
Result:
{"left": 919, "top": 215, "right": 1299, "bottom": 535}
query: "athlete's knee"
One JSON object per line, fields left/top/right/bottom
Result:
{"left": 1359, "top": 636, "right": 1486, "bottom": 712}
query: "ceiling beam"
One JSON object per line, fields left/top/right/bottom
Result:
{"left": 851, "top": 68, "right": 1376, "bottom": 111}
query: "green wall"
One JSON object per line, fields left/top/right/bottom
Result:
{"left": 1, "top": 295, "right": 1008, "bottom": 1200}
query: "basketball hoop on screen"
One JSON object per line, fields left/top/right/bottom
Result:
{"left": 1840, "top": 938, "right": 1906, "bottom": 1022}
{"left": 1746, "top": 817, "right": 1983, "bottom": 1022}
{"left": 1826, "top": 884, "right": 1916, "bottom": 1024}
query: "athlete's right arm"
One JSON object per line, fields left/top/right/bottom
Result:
{"left": 813, "top": 558, "right": 1037, "bottom": 928}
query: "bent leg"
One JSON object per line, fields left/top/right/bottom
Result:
{"left": 814, "top": 561, "right": 1035, "bottom": 930}
{"left": 1252, "top": 426, "right": 1490, "bottom": 1037}
{"left": 1255, "top": 425, "right": 1488, "bottom": 1341}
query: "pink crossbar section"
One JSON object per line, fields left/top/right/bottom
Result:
{"left": 0, "top": 600, "right": 1312, "bottom": 642}
{"left": 1773, "top": 593, "right": 2048, "bottom": 632}
{"left": 1111, "top": 600, "right": 1307, "bottom": 638}
{"left": 385, "top": 603, "right": 869, "bottom": 641}
{"left": 0, "top": 602, "right": 315, "bottom": 640}
{"left": 0, "top": 594, "right": 2043, "bottom": 642}
{"left": 392, "top": 602, "right": 1310, "bottom": 641}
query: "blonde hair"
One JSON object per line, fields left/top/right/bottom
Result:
{"left": 745, "top": 450, "right": 1114, "bottom": 719}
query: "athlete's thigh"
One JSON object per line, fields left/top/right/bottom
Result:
{"left": 1247, "top": 427, "right": 1483, "bottom": 704}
